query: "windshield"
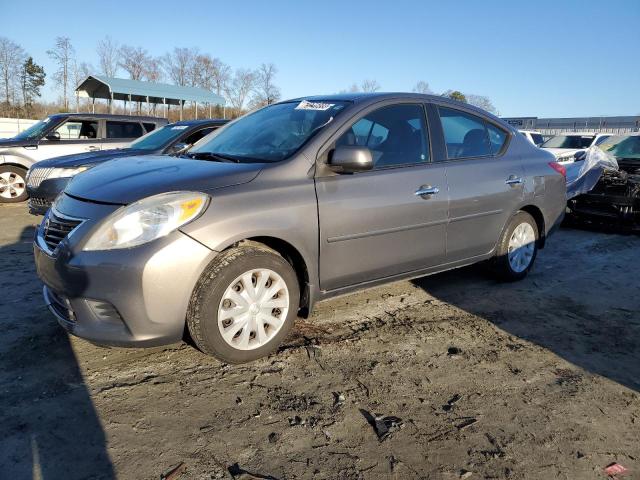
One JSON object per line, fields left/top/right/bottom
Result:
{"left": 541, "top": 135, "right": 594, "bottom": 149}
{"left": 602, "top": 135, "right": 640, "bottom": 159}
{"left": 130, "top": 124, "right": 192, "bottom": 151}
{"left": 13, "top": 117, "right": 55, "bottom": 140}
{"left": 190, "top": 100, "right": 349, "bottom": 162}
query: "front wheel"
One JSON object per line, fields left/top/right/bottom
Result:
{"left": 0, "top": 166, "right": 28, "bottom": 203}
{"left": 491, "top": 211, "right": 539, "bottom": 281}
{"left": 187, "top": 243, "right": 300, "bottom": 363}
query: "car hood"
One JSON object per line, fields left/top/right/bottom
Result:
{"left": 65, "top": 155, "right": 264, "bottom": 205}
{"left": 34, "top": 148, "right": 149, "bottom": 168}
{"left": 0, "top": 137, "right": 37, "bottom": 148}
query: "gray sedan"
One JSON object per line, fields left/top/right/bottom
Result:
{"left": 33, "top": 93, "right": 566, "bottom": 363}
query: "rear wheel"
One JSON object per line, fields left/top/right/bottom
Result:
{"left": 492, "top": 211, "right": 539, "bottom": 281}
{"left": 187, "top": 243, "right": 300, "bottom": 363}
{"left": 0, "top": 166, "right": 28, "bottom": 203}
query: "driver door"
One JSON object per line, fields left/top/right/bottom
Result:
{"left": 316, "top": 103, "right": 448, "bottom": 291}
{"left": 30, "top": 118, "right": 102, "bottom": 161}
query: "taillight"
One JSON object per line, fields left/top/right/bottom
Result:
{"left": 548, "top": 161, "right": 566, "bottom": 178}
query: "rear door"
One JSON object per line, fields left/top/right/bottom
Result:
{"left": 316, "top": 102, "right": 448, "bottom": 291}
{"left": 434, "top": 105, "right": 524, "bottom": 260}
{"left": 102, "top": 120, "right": 145, "bottom": 149}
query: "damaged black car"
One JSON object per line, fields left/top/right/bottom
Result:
{"left": 568, "top": 134, "right": 640, "bottom": 229}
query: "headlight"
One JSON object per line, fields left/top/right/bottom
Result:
{"left": 82, "top": 192, "right": 209, "bottom": 251}
{"left": 48, "top": 166, "right": 91, "bottom": 179}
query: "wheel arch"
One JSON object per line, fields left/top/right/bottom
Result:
{"left": 519, "top": 204, "right": 546, "bottom": 248}
{"left": 232, "top": 236, "right": 312, "bottom": 317}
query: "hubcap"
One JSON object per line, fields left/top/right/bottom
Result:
{"left": 0, "top": 171, "right": 26, "bottom": 199}
{"left": 508, "top": 222, "right": 535, "bottom": 273}
{"left": 217, "top": 268, "right": 290, "bottom": 351}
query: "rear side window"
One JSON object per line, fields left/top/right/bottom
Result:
{"left": 106, "top": 121, "right": 143, "bottom": 139}
{"left": 143, "top": 123, "right": 157, "bottom": 133}
{"left": 336, "top": 104, "right": 430, "bottom": 168}
{"left": 486, "top": 123, "right": 508, "bottom": 154}
{"left": 531, "top": 133, "right": 544, "bottom": 146}
{"left": 438, "top": 107, "right": 491, "bottom": 159}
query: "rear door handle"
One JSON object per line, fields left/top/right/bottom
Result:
{"left": 415, "top": 186, "right": 440, "bottom": 197}
{"left": 87, "top": 145, "right": 100, "bottom": 151}
{"left": 505, "top": 176, "right": 524, "bottom": 185}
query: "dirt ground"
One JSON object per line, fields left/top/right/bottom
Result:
{"left": 0, "top": 202, "right": 638, "bottom": 480}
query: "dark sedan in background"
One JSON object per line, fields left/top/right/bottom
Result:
{"left": 26, "top": 118, "right": 228, "bottom": 214}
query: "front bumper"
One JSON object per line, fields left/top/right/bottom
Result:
{"left": 34, "top": 197, "right": 217, "bottom": 347}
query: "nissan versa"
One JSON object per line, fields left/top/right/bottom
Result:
{"left": 34, "top": 93, "right": 566, "bottom": 363}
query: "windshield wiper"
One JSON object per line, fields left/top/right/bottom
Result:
{"left": 187, "top": 151, "right": 241, "bottom": 163}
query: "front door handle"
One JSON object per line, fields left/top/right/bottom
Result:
{"left": 87, "top": 146, "right": 100, "bottom": 151}
{"left": 415, "top": 186, "right": 440, "bottom": 197}
{"left": 505, "top": 176, "right": 524, "bottom": 185}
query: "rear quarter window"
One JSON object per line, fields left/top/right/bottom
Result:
{"left": 106, "top": 121, "right": 144, "bottom": 139}
{"left": 143, "top": 123, "right": 157, "bottom": 133}
{"left": 486, "top": 123, "right": 508, "bottom": 154}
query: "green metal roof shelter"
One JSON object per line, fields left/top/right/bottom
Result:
{"left": 76, "top": 75, "right": 226, "bottom": 119}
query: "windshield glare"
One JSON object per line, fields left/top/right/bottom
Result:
{"left": 542, "top": 135, "right": 594, "bottom": 149}
{"left": 603, "top": 135, "right": 640, "bottom": 159}
{"left": 130, "top": 124, "right": 190, "bottom": 151}
{"left": 190, "top": 100, "right": 349, "bottom": 162}
{"left": 13, "top": 118, "right": 54, "bottom": 140}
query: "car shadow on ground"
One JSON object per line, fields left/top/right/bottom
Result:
{"left": 411, "top": 228, "right": 640, "bottom": 393}
{"left": 0, "top": 226, "right": 115, "bottom": 479}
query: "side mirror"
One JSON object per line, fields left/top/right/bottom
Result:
{"left": 328, "top": 146, "right": 373, "bottom": 173}
{"left": 574, "top": 151, "right": 587, "bottom": 161}
{"left": 45, "top": 131, "right": 60, "bottom": 141}
{"left": 168, "top": 142, "right": 189, "bottom": 154}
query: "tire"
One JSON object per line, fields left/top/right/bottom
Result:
{"left": 491, "top": 211, "right": 539, "bottom": 281}
{"left": 186, "top": 243, "right": 300, "bottom": 363}
{"left": 0, "top": 165, "right": 28, "bottom": 203}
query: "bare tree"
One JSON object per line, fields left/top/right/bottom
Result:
{"left": 466, "top": 94, "right": 498, "bottom": 114}
{"left": 118, "top": 45, "right": 151, "bottom": 80}
{"left": 251, "top": 63, "right": 281, "bottom": 107}
{"left": 73, "top": 61, "right": 93, "bottom": 111}
{"left": 47, "top": 37, "right": 75, "bottom": 110}
{"left": 210, "top": 58, "right": 231, "bottom": 97}
{"left": 0, "top": 37, "right": 26, "bottom": 105}
{"left": 225, "top": 68, "right": 256, "bottom": 114}
{"left": 163, "top": 47, "right": 197, "bottom": 86}
{"left": 413, "top": 81, "right": 432, "bottom": 94}
{"left": 96, "top": 36, "right": 120, "bottom": 78}
{"left": 360, "top": 79, "right": 380, "bottom": 93}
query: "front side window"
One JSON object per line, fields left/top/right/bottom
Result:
{"left": 336, "top": 104, "right": 429, "bottom": 168}
{"left": 190, "top": 100, "right": 349, "bottom": 163}
{"left": 438, "top": 107, "right": 491, "bottom": 159}
{"left": 106, "top": 121, "right": 143, "bottom": 139}
{"left": 53, "top": 119, "right": 98, "bottom": 140}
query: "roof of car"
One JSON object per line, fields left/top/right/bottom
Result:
{"left": 48, "top": 113, "right": 167, "bottom": 122}
{"left": 169, "top": 119, "right": 228, "bottom": 127}
{"left": 283, "top": 92, "right": 505, "bottom": 123}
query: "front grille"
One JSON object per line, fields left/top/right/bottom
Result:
{"left": 43, "top": 210, "right": 83, "bottom": 251}
{"left": 27, "top": 167, "right": 54, "bottom": 188}
{"left": 30, "top": 196, "right": 51, "bottom": 207}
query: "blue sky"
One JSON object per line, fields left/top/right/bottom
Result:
{"left": 1, "top": 0, "right": 638, "bottom": 117}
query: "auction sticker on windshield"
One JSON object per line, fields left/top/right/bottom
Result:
{"left": 295, "top": 100, "right": 335, "bottom": 111}
{"left": 171, "top": 126, "right": 189, "bottom": 130}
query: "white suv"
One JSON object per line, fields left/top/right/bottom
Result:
{"left": 0, "top": 113, "right": 166, "bottom": 203}
{"left": 541, "top": 132, "right": 612, "bottom": 163}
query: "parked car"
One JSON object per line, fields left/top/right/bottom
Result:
{"left": 34, "top": 93, "right": 566, "bottom": 363}
{"left": 541, "top": 132, "right": 612, "bottom": 163}
{"left": 0, "top": 113, "right": 167, "bottom": 203}
{"left": 26, "top": 119, "right": 228, "bottom": 215}
{"left": 568, "top": 133, "right": 640, "bottom": 228}
{"left": 519, "top": 130, "right": 545, "bottom": 146}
